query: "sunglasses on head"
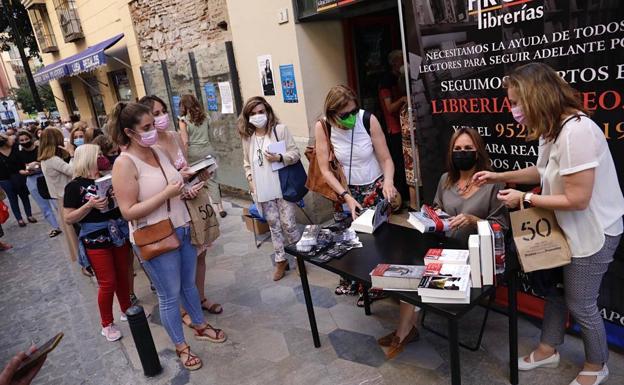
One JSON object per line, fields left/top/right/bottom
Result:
{"left": 337, "top": 108, "right": 359, "bottom": 120}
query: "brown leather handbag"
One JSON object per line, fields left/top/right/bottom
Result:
{"left": 132, "top": 149, "right": 180, "bottom": 261}
{"left": 304, "top": 119, "right": 347, "bottom": 202}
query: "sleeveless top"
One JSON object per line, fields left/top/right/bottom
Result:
{"left": 120, "top": 147, "right": 190, "bottom": 241}
{"left": 330, "top": 110, "right": 383, "bottom": 186}
{"left": 181, "top": 115, "right": 210, "bottom": 164}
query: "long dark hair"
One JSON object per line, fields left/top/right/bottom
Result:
{"left": 444, "top": 128, "right": 492, "bottom": 189}
{"left": 237, "top": 96, "right": 279, "bottom": 139}
{"left": 179, "top": 94, "right": 206, "bottom": 126}
{"left": 107, "top": 102, "right": 151, "bottom": 146}
{"left": 139, "top": 95, "right": 169, "bottom": 113}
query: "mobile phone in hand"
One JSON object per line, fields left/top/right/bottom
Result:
{"left": 13, "top": 332, "right": 63, "bottom": 379}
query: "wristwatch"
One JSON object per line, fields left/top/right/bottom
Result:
{"left": 339, "top": 190, "right": 349, "bottom": 199}
{"left": 524, "top": 192, "right": 534, "bottom": 206}
{"left": 278, "top": 154, "right": 284, "bottom": 163}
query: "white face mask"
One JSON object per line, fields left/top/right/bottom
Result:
{"left": 64, "top": 123, "right": 72, "bottom": 130}
{"left": 249, "top": 114, "right": 268, "bottom": 129}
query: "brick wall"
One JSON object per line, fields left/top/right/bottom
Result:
{"left": 130, "top": 0, "right": 231, "bottom": 63}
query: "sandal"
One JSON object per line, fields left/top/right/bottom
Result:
{"left": 193, "top": 323, "right": 227, "bottom": 343}
{"left": 27, "top": 217, "right": 37, "bottom": 223}
{"left": 49, "top": 229, "right": 62, "bottom": 238}
{"left": 17, "top": 220, "right": 26, "bottom": 227}
{"left": 81, "top": 266, "right": 95, "bottom": 277}
{"left": 335, "top": 279, "right": 356, "bottom": 295}
{"left": 201, "top": 299, "right": 223, "bottom": 314}
{"left": 0, "top": 241, "right": 12, "bottom": 251}
{"left": 176, "top": 345, "right": 202, "bottom": 371}
{"left": 181, "top": 311, "right": 193, "bottom": 328}
{"left": 357, "top": 289, "right": 389, "bottom": 307}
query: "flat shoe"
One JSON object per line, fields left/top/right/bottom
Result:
{"left": 18, "top": 220, "right": 26, "bottom": 227}
{"left": 27, "top": 217, "right": 37, "bottom": 223}
{"left": 385, "top": 326, "right": 420, "bottom": 359}
{"left": 518, "top": 351, "right": 560, "bottom": 371}
{"left": 49, "top": 229, "right": 62, "bottom": 238}
{"left": 569, "top": 364, "right": 608, "bottom": 385}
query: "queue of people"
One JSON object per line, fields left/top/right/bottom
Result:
{"left": 1, "top": 61, "right": 622, "bottom": 384}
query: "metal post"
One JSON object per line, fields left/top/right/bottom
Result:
{"left": 160, "top": 60, "right": 177, "bottom": 127}
{"left": 2, "top": 0, "right": 43, "bottom": 112}
{"left": 126, "top": 305, "right": 162, "bottom": 377}
{"left": 397, "top": 0, "right": 421, "bottom": 207}
{"left": 188, "top": 52, "right": 203, "bottom": 107}
{"left": 225, "top": 41, "right": 243, "bottom": 114}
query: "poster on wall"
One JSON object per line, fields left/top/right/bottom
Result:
{"left": 218, "top": 81, "right": 234, "bottom": 114}
{"left": 172, "top": 95, "right": 181, "bottom": 119}
{"left": 257, "top": 54, "right": 276, "bottom": 96}
{"left": 279, "top": 64, "right": 299, "bottom": 103}
{"left": 204, "top": 83, "right": 218, "bottom": 112}
{"left": 401, "top": 0, "right": 624, "bottom": 348}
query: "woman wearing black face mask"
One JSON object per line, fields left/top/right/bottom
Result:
{"left": 378, "top": 127, "right": 509, "bottom": 360}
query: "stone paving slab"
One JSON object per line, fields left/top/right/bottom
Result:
{"left": 1, "top": 197, "right": 623, "bottom": 385}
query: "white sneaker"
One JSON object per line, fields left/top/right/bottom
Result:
{"left": 569, "top": 364, "right": 609, "bottom": 385}
{"left": 101, "top": 324, "right": 122, "bottom": 342}
{"left": 518, "top": 351, "right": 560, "bottom": 371}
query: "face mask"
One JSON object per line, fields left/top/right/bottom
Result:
{"left": 97, "top": 155, "right": 111, "bottom": 171}
{"left": 337, "top": 113, "right": 357, "bottom": 130}
{"left": 73, "top": 138, "right": 84, "bottom": 147}
{"left": 136, "top": 129, "right": 158, "bottom": 147}
{"left": 452, "top": 150, "right": 477, "bottom": 171}
{"left": 64, "top": 123, "right": 72, "bottom": 130}
{"left": 106, "top": 154, "right": 119, "bottom": 165}
{"left": 249, "top": 114, "right": 267, "bottom": 129}
{"left": 511, "top": 105, "right": 526, "bottom": 125}
{"left": 21, "top": 141, "right": 32, "bottom": 148}
{"left": 154, "top": 114, "right": 170, "bottom": 131}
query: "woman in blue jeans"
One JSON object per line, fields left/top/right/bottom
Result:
{"left": 17, "top": 130, "right": 62, "bottom": 237}
{"left": 109, "top": 102, "right": 226, "bottom": 371}
{"left": 0, "top": 133, "right": 35, "bottom": 227}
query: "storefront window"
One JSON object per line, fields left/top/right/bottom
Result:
{"left": 28, "top": 5, "right": 58, "bottom": 53}
{"left": 60, "top": 82, "right": 79, "bottom": 118}
{"left": 52, "top": 0, "right": 84, "bottom": 42}
{"left": 83, "top": 76, "right": 107, "bottom": 128}
{"left": 110, "top": 70, "right": 133, "bottom": 102}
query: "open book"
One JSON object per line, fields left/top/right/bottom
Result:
{"left": 350, "top": 199, "right": 391, "bottom": 234}
{"left": 188, "top": 156, "right": 217, "bottom": 175}
{"left": 407, "top": 204, "right": 451, "bottom": 233}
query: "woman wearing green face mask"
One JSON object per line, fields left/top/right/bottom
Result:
{"left": 314, "top": 85, "right": 398, "bottom": 219}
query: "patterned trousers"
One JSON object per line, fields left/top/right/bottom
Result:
{"left": 541, "top": 234, "right": 621, "bottom": 364}
{"left": 259, "top": 198, "right": 300, "bottom": 262}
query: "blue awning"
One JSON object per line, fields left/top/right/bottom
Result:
{"left": 33, "top": 33, "right": 125, "bottom": 85}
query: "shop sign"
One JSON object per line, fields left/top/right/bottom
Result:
{"left": 317, "top": 0, "right": 360, "bottom": 13}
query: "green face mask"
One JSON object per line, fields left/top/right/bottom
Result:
{"left": 337, "top": 113, "right": 357, "bottom": 129}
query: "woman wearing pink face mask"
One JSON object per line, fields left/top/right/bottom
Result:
{"left": 474, "top": 63, "right": 624, "bottom": 385}
{"left": 110, "top": 102, "right": 226, "bottom": 371}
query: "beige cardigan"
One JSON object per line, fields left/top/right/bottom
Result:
{"left": 242, "top": 124, "right": 300, "bottom": 182}
{"left": 41, "top": 156, "right": 73, "bottom": 199}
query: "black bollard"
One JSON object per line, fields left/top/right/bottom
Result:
{"left": 126, "top": 305, "right": 162, "bottom": 377}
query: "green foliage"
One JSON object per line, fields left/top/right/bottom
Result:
{"left": 10, "top": 85, "right": 56, "bottom": 114}
{"left": 0, "top": 0, "right": 40, "bottom": 59}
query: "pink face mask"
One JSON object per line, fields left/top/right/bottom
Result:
{"left": 137, "top": 129, "right": 158, "bottom": 147}
{"left": 511, "top": 105, "right": 526, "bottom": 125}
{"left": 154, "top": 114, "right": 170, "bottom": 131}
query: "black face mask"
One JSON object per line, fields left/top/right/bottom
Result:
{"left": 106, "top": 154, "right": 119, "bottom": 165}
{"left": 21, "top": 141, "right": 32, "bottom": 148}
{"left": 452, "top": 150, "right": 477, "bottom": 171}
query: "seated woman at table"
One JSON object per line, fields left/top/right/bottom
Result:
{"left": 314, "top": 85, "right": 398, "bottom": 302}
{"left": 380, "top": 127, "right": 508, "bottom": 359}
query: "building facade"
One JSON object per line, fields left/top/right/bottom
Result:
{"left": 22, "top": 0, "right": 145, "bottom": 127}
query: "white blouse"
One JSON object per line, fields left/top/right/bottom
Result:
{"left": 537, "top": 115, "right": 624, "bottom": 258}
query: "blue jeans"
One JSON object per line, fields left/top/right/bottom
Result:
{"left": 0, "top": 177, "right": 31, "bottom": 221}
{"left": 138, "top": 226, "right": 204, "bottom": 345}
{"left": 26, "top": 175, "right": 59, "bottom": 229}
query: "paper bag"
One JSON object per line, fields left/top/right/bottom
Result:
{"left": 185, "top": 187, "right": 220, "bottom": 247}
{"left": 510, "top": 203, "right": 571, "bottom": 273}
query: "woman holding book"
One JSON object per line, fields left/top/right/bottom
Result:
{"left": 380, "top": 127, "right": 508, "bottom": 359}
{"left": 238, "top": 96, "right": 301, "bottom": 281}
{"left": 110, "top": 102, "right": 226, "bottom": 371}
{"left": 475, "top": 62, "right": 624, "bottom": 385}
{"left": 139, "top": 94, "right": 224, "bottom": 318}
{"left": 63, "top": 144, "right": 131, "bottom": 342}
{"left": 178, "top": 94, "right": 227, "bottom": 218}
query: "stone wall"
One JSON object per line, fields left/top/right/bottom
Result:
{"left": 129, "top": 0, "right": 231, "bottom": 63}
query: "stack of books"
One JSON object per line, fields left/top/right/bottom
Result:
{"left": 370, "top": 264, "right": 426, "bottom": 291}
{"left": 418, "top": 263, "right": 472, "bottom": 304}
{"left": 350, "top": 199, "right": 390, "bottom": 234}
{"left": 407, "top": 204, "right": 451, "bottom": 233}
{"left": 424, "top": 248, "right": 469, "bottom": 265}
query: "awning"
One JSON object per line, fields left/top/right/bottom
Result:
{"left": 33, "top": 33, "right": 125, "bottom": 85}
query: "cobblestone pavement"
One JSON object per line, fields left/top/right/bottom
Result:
{"left": 1, "top": 198, "right": 623, "bottom": 385}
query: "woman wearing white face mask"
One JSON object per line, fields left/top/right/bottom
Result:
{"left": 110, "top": 102, "right": 226, "bottom": 371}
{"left": 238, "top": 96, "right": 301, "bottom": 281}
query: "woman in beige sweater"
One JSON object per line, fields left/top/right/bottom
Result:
{"left": 39, "top": 127, "right": 79, "bottom": 263}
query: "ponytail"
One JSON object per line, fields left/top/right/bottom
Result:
{"left": 108, "top": 102, "right": 151, "bottom": 146}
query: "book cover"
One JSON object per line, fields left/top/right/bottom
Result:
{"left": 370, "top": 264, "right": 426, "bottom": 291}
{"left": 94, "top": 174, "right": 117, "bottom": 213}
{"left": 407, "top": 204, "right": 451, "bottom": 233}
{"left": 468, "top": 234, "right": 482, "bottom": 288}
{"left": 478, "top": 220, "right": 495, "bottom": 286}
{"left": 350, "top": 199, "right": 390, "bottom": 234}
{"left": 417, "top": 263, "right": 471, "bottom": 299}
{"left": 188, "top": 156, "right": 217, "bottom": 175}
{"left": 424, "top": 248, "right": 469, "bottom": 265}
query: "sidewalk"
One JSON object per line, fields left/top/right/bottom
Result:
{"left": 0, "top": 198, "right": 623, "bottom": 385}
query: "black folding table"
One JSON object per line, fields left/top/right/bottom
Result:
{"left": 285, "top": 223, "right": 519, "bottom": 385}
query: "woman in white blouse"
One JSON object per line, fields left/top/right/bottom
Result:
{"left": 475, "top": 63, "right": 624, "bottom": 385}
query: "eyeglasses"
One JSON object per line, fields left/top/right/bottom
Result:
{"left": 257, "top": 148, "right": 264, "bottom": 166}
{"left": 337, "top": 108, "right": 359, "bottom": 120}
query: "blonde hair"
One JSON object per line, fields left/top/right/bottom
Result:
{"left": 72, "top": 121, "right": 88, "bottom": 131}
{"left": 38, "top": 127, "right": 66, "bottom": 161}
{"left": 504, "top": 63, "right": 587, "bottom": 142}
{"left": 72, "top": 144, "right": 100, "bottom": 178}
{"left": 323, "top": 85, "right": 359, "bottom": 128}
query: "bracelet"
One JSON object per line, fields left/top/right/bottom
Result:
{"left": 339, "top": 190, "right": 349, "bottom": 199}
{"left": 278, "top": 154, "right": 284, "bottom": 163}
